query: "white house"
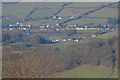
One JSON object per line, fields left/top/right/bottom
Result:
{"left": 55, "top": 39, "right": 59, "bottom": 42}
{"left": 63, "top": 39, "right": 67, "bottom": 42}
{"left": 68, "top": 39, "right": 71, "bottom": 41}
{"left": 16, "top": 22, "right": 19, "bottom": 25}
{"left": 23, "top": 28, "right": 27, "bottom": 30}
{"left": 10, "top": 28, "right": 13, "bottom": 31}
{"left": 58, "top": 16, "right": 62, "bottom": 20}
{"left": 74, "top": 39, "right": 79, "bottom": 42}
{"left": 92, "top": 35, "right": 96, "bottom": 37}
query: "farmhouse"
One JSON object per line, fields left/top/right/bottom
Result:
{"left": 56, "top": 23, "right": 59, "bottom": 26}
{"left": 69, "top": 16, "right": 75, "bottom": 19}
{"left": 92, "top": 35, "right": 96, "bottom": 37}
{"left": 10, "top": 28, "right": 13, "bottom": 31}
{"left": 16, "top": 22, "right": 19, "bottom": 25}
{"left": 56, "top": 29, "right": 60, "bottom": 31}
{"left": 23, "top": 28, "right": 27, "bottom": 30}
{"left": 58, "top": 15, "right": 62, "bottom": 20}
{"left": 53, "top": 16, "right": 56, "bottom": 19}
{"left": 68, "top": 39, "right": 71, "bottom": 41}
{"left": 5, "top": 17, "right": 9, "bottom": 19}
{"left": 62, "top": 39, "right": 67, "bottom": 42}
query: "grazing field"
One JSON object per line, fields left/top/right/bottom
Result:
{"left": 48, "top": 65, "right": 118, "bottom": 78}
{"left": 2, "top": 2, "right": 64, "bottom": 18}
{"left": 66, "top": 18, "right": 108, "bottom": 25}
{"left": 66, "top": 2, "right": 111, "bottom": 8}
{"left": 30, "top": 3, "right": 65, "bottom": 18}
{"left": 2, "top": 19, "right": 20, "bottom": 24}
{"left": 96, "top": 30, "right": 118, "bottom": 39}
{"left": 3, "top": 3, "right": 38, "bottom": 18}
{"left": 24, "top": 18, "right": 108, "bottom": 25}
{"left": 87, "top": 7, "right": 118, "bottom": 17}
{"left": 58, "top": 8, "right": 95, "bottom": 16}
{"left": 25, "top": 19, "right": 61, "bottom": 25}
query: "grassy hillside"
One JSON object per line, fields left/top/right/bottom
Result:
{"left": 2, "top": 19, "right": 20, "bottom": 24}
{"left": 3, "top": 3, "right": 38, "bottom": 18}
{"left": 30, "top": 3, "right": 65, "bottom": 18}
{"left": 3, "top": 2, "right": 118, "bottom": 25}
{"left": 66, "top": 2, "right": 111, "bottom": 7}
{"left": 87, "top": 7, "right": 118, "bottom": 17}
{"left": 96, "top": 30, "right": 118, "bottom": 39}
{"left": 66, "top": 18, "right": 108, "bottom": 25}
{"left": 48, "top": 65, "right": 118, "bottom": 78}
{"left": 2, "top": 2, "right": 65, "bottom": 18}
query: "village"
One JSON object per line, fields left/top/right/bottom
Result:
{"left": 3, "top": 14, "right": 117, "bottom": 32}
{"left": 3, "top": 15, "right": 115, "bottom": 32}
{"left": 3, "top": 23, "right": 113, "bottom": 31}
{"left": 2, "top": 15, "right": 117, "bottom": 44}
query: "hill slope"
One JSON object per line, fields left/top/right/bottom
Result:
{"left": 48, "top": 65, "right": 118, "bottom": 78}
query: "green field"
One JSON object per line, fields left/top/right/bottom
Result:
{"left": 87, "top": 7, "right": 118, "bottom": 17}
{"left": 3, "top": 2, "right": 118, "bottom": 25}
{"left": 30, "top": 3, "right": 65, "bottom": 18}
{"left": 66, "top": 18, "right": 108, "bottom": 25}
{"left": 3, "top": 2, "right": 117, "bottom": 18}
{"left": 2, "top": 19, "right": 20, "bottom": 24}
{"left": 66, "top": 2, "right": 111, "bottom": 7}
{"left": 96, "top": 30, "right": 118, "bottom": 39}
{"left": 58, "top": 8, "right": 93, "bottom": 16}
{"left": 3, "top": 3, "right": 37, "bottom": 18}
{"left": 2, "top": 2, "right": 64, "bottom": 18}
{"left": 48, "top": 65, "right": 118, "bottom": 78}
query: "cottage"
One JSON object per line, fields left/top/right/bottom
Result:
{"left": 106, "top": 28, "right": 109, "bottom": 30}
{"left": 40, "top": 29, "right": 43, "bottom": 30}
{"left": 46, "top": 25, "right": 50, "bottom": 28}
{"left": 75, "top": 39, "right": 79, "bottom": 42}
{"left": 58, "top": 15, "right": 62, "bottom": 20}
{"left": 23, "top": 28, "right": 27, "bottom": 30}
{"left": 16, "top": 22, "right": 19, "bottom": 25}
{"left": 40, "top": 25, "right": 44, "bottom": 28}
{"left": 26, "top": 32, "right": 31, "bottom": 35}
{"left": 84, "top": 28, "right": 88, "bottom": 30}
{"left": 55, "top": 39, "right": 59, "bottom": 42}
{"left": 75, "top": 27, "right": 81, "bottom": 30}
{"left": 5, "top": 17, "right": 9, "bottom": 19}
{"left": 56, "top": 29, "right": 59, "bottom": 31}
{"left": 56, "top": 23, "right": 59, "bottom": 26}
{"left": 62, "top": 39, "right": 66, "bottom": 42}
{"left": 92, "top": 35, "right": 96, "bottom": 37}
{"left": 68, "top": 39, "right": 71, "bottom": 41}
{"left": 9, "top": 25, "right": 13, "bottom": 27}
{"left": 53, "top": 16, "right": 56, "bottom": 19}
{"left": 52, "top": 40, "right": 56, "bottom": 43}
{"left": 28, "top": 25, "right": 31, "bottom": 27}
{"left": 3, "top": 29, "right": 7, "bottom": 31}
{"left": 69, "top": 16, "right": 75, "bottom": 19}
{"left": 73, "top": 24, "right": 77, "bottom": 27}
{"left": 20, "top": 24, "right": 23, "bottom": 27}
{"left": 103, "top": 25, "right": 106, "bottom": 27}
{"left": 73, "top": 39, "right": 79, "bottom": 42}
{"left": 10, "top": 28, "right": 13, "bottom": 31}
{"left": 66, "top": 28, "right": 70, "bottom": 30}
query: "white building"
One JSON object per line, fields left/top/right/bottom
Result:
{"left": 10, "top": 28, "right": 13, "bottom": 31}
{"left": 63, "top": 39, "right": 67, "bottom": 42}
